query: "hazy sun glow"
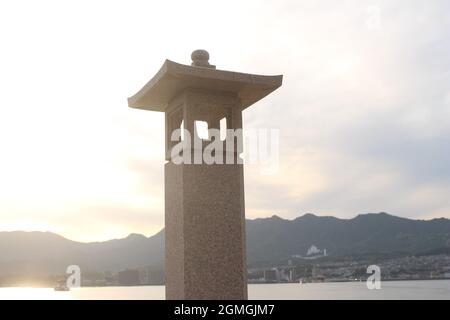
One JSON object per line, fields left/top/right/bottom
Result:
{"left": 0, "top": 0, "right": 449, "bottom": 242}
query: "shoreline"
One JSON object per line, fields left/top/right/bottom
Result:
{"left": 1, "top": 278, "right": 449, "bottom": 289}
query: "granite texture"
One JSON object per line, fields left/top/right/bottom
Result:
{"left": 165, "top": 162, "right": 247, "bottom": 300}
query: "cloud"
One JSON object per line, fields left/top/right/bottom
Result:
{"left": 0, "top": 0, "right": 449, "bottom": 240}
{"left": 243, "top": 0, "right": 450, "bottom": 221}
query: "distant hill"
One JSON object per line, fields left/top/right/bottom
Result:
{"left": 0, "top": 230, "right": 164, "bottom": 275}
{"left": 0, "top": 212, "right": 449, "bottom": 276}
{"left": 246, "top": 212, "right": 450, "bottom": 264}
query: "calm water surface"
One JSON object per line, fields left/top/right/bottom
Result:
{"left": 0, "top": 280, "right": 449, "bottom": 300}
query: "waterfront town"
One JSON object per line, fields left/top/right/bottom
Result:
{"left": 248, "top": 253, "right": 450, "bottom": 284}
{"left": 2, "top": 252, "right": 449, "bottom": 288}
{"left": 60, "top": 252, "right": 450, "bottom": 286}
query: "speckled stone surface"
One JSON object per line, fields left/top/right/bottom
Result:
{"left": 166, "top": 162, "right": 247, "bottom": 300}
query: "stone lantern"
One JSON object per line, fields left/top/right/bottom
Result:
{"left": 128, "top": 50, "right": 282, "bottom": 299}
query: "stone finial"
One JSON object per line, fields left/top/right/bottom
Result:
{"left": 191, "top": 49, "right": 216, "bottom": 69}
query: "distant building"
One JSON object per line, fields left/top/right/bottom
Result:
{"left": 118, "top": 269, "right": 140, "bottom": 286}
{"left": 292, "top": 245, "right": 328, "bottom": 260}
{"left": 307, "top": 245, "right": 321, "bottom": 256}
{"left": 307, "top": 245, "right": 327, "bottom": 257}
{"left": 139, "top": 267, "right": 165, "bottom": 285}
{"left": 263, "top": 269, "right": 278, "bottom": 283}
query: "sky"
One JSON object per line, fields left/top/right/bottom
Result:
{"left": 0, "top": 0, "right": 449, "bottom": 242}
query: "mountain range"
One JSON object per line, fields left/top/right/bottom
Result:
{"left": 1, "top": 212, "right": 449, "bottom": 276}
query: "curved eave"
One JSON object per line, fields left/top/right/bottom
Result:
{"left": 128, "top": 60, "right": 283, "bottom": 112}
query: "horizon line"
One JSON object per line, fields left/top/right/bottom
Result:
{"left": 1, "top": 211, "right": 448, "bottom": 244}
